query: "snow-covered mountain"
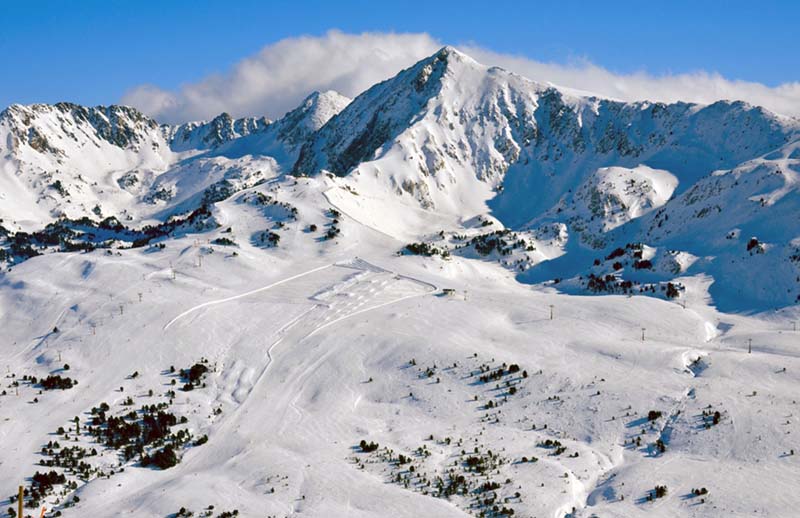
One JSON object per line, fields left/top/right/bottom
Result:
{"left": 291, "top": 47, "right": 799, "bottom": 309}
{"left": 2, "top": 46, "right": 798, "bottom": 306}
{"left": 0, "top": 90, "right": 350, "bottom": 231}
{"left": 0, "top": 103, "right": 170, "bottom": 226}
{"left": 296, "top": 47, "right": 794, "bottom": 222}
{"left": 2, "top": 47, "right": 800, "bottom": 518}
{"left": 168, "top": 112, "right": 271, "bottom": 152}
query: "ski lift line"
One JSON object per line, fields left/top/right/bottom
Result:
{"left": 0, "top": 306, "right": 68, "bottom": 363}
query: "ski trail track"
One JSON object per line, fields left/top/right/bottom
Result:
{"left": 163, "top": 262, "right": 334, "bottom": 330}
{"left": 159, "top": 256, "right": 437, "bottom": 478}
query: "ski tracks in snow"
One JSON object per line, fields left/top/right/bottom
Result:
{"left": 163, "top": 255, "right": 436, "bottom": 439}
{"left": 163, "top": 263, "right": 334, "bottom": 330}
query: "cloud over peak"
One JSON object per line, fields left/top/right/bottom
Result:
{"left": 122, "top": 31, "right": 440, "bottom": 124}
{"left": 122, "top": 30, "right": 800, "bottom": 124}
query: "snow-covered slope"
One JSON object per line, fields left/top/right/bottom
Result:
{"left": 1, "top": 172, "right": 799, "bottom": 518}
{"left": 270, "top": 90, "right": 351, "bottom": 151}
{"left": 1, "top": 47, "right": 797, "bottom": 306}
{"left": 1, "top": 46, "right": 800, "bottom": 518}
{"left": 0, "top": 91, "right": 350, "bottom": 231}
{"left": 636, "top": 138, "right": 800, "bottom": 310}
{"left": 214, "top": 90, "right": 351, "bottom": 168}
{"left": 0, "top": 103, "right": 173, "bottom": 227}
{"left": 168, "top": 112, "right": 271, "bottom": 152}
{"left": 289, "top": 47, "right": 800, "bottom": 310}
{"left": 554, "top": 164, "right": 679, "bottom": 235}
{"left": 295, "top": 47, "right": 794, "bottom": 226}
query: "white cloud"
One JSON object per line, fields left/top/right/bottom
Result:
{"left": 122, "top": 30, "right": 440, "bottom": 124}
{"left": 122, "top": 30, "right": 800, "bottom": 124}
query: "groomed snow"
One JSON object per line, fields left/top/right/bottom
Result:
{"left": 1, "top": 46, "right": 799, "bottom": 518}
{"left": 1, "top": 175, "right": 798, "bottom": 518}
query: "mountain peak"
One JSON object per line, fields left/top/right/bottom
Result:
{"left": 270, "top": 90, "right": 351, "bottom": 149}
{"left": 210, "top": 112, "right": 234, "bottom": 124}
{"left": 0, "top": 101, "right": 162, "bottom": 155}
{"left": 434, "top": 45, "right": 477, "bottom": 63}
{"left": 169, "top": 112, "right": 271, "bottom": 151}
{"left": 305, "top": 89, "right": 347, "bottom": 102}
{"left": 299, "top": 90, "right": 351, "bottom": 123}
{"left": 290, "top": 46, "right": 492, "bottom": 177}
{"left": 415, "top": 45, "right": 485, "bottom": 80}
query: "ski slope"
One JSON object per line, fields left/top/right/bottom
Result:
{"left": 1, "top": 174, "right": 798, "bottom": 518}
{"left": 1, "top": 46, "right": 800, "bottom": 518}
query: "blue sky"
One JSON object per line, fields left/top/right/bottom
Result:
{"left": 2, "top": 0, "right": 798, "bottom": 117}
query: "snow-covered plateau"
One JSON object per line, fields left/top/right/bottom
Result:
{"left": 1, "top": 47, "right": 799, "bottom": 518}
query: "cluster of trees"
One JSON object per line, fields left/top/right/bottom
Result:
{"left": 702, "top": 409, "right": 722, "bottom": 428}
{"left": 39, "top": 375, "right": 76, "bottom": 390}
{"left": 464, "top": 455, "right": 487, "bottom": 472}
{"left": 467, "top": 230, "right": 531, "bottom": 256}
{"left": 321, "top": 208, "right": 343, "bottom": 240}
{"left": 39, "top": 441, "right": 97, "bottom": 473}
{"left": 13, "top": 451, "right": 82, "bottom": 510}
{"left": 92, "top": 405, "right": 179, "bottom": 452}
{"left": 212, "top": 237, "right": 237, "bottom": 246}
{"left": 141, "top": 445, "right": 178, "bottom": 469}
{"left": 241, "top": 191, "right": 298, "bottom": 219}
{"left": 537, "top": 439, "right": 566, "bottom": 456}
{"left": 480, "top": 480, "right": 501, "bottom": 492}
{"left": 26, "top": 470, "right": 67, "bottom": 506}
{"left": 649, "top": 485, "right": 668, "bottom": 500}
{"left": 1, "top": 205, "right": 216, "bottom": 265}
{"left": 179, "top": 362, "right": 209, "bottom": 391}
{"left": 256, "top": 231, "right": 280, "bottom": 247}
{"left": 665, "top": 282, "right": 681, "bottom": 299}
{"left": 176, "top": 506, "right": 240, "bottom": 518}
{"left": 585, "top": 274, "right": 683, "bottom": 300}
{"left": 595, "top": 243, "right": 652, "bottom": 271}
{"left": 404, "top": 242, "right": 449, "bottom": 258}
{"left": 586, "top": 273, "right": 634, "bottom": 294}
{"left": 478, "top": 368, "right": 506, "bottom": 383}
{"left": 606, "top": 247, "right": 626, "bottom": 260}
{"left": 50, "top": 180, "right": 68, "bottom": 197}
{"left": 84, "top": 398, "right": 195, "bottom": 470}
{"left": 359, "top": 440, "right": 379, "bottom": 453}
{"left": 15, "top": 368, "right": 215, "bottom": 511}
{"left": 370, "top": 438, "right": 517, "bottom": 516}
{"left": 439, "top": 473, "right": 467, "bottom": 497}
{"left": 325, "top": 226, "right": 341, "bottom": 240}
{"left": 477, "top": 363, "right": 523, "bottom": 384}
{"left": 655, "top": 439, "right": 666, "bottom": 454}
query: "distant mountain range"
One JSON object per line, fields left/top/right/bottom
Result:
{"left": 2, "top": 46, "right": 798, "bottom": 311}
